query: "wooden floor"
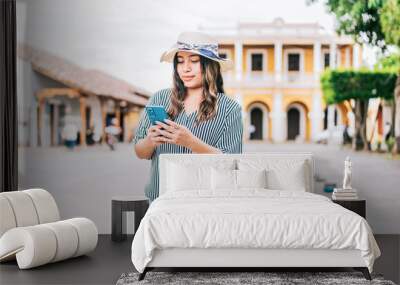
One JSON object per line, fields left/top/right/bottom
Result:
{"left": 0, "top": 234, "right": 398, "bottom": 285}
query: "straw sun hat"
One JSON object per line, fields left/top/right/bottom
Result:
{"left": 160, "top": 31, "right": 234, "bottom": 72}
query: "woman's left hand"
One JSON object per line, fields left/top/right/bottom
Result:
{"left": 155, "top": 119, "right": 196, "bottom": 149}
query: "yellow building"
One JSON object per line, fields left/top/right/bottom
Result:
{"left": 201, "top": 18, "right": 362, "bottom": 143}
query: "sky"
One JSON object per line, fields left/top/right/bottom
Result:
{"left": 17, "top": 0, "right": 362, "bottom": 94}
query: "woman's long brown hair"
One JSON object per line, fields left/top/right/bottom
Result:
{"left": 168, "top": 54, "right": 225, "bottom": 126}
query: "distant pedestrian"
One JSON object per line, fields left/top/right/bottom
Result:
{"left": 62, "top": 122, "right": 78, "bottom": 151}
{"left": 384, "top": 122, "right": 392, "bottom": 142}
{"left": 105, "top": 118, "right": 121, "bottom": 151}
{"left": 343, "top": 125, "right": 351, "bottom": 145}
{"left": 86, "top": 125, "right": 95, "bottom": 145}
{"left": 248, "top": 124, "right": 256, "bottom": 138}
{"left": 249, "top": 124, "right": 255, "bottom": 133}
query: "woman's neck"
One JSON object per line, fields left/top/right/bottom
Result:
{"left": 183, "top": 87, "right": 203, "bottom": 112}
{"left": 186, "top": 87, "right": 203, "bottom": 100}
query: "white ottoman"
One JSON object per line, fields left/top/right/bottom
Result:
{"left": 0, "top": 189, "right": 98, "bottom": 269}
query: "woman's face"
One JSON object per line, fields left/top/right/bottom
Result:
{"left": 176, "top": 51, "right": 202, "bottom": 89}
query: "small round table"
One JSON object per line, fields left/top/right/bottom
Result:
{"left": 111, "top": 196, "right": 149, "bottom": 242}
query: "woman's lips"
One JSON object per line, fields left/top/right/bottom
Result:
{"left": 181, "top": 76, "right": 195, "bottom": 81}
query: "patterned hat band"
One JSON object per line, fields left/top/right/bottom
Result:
{"left": 176, "top": 41, "right": 220, "bottom": 60}
{"left": 160, "top": 32, "right": 233, "bottom": 71}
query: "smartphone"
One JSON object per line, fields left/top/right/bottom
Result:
{"left": 145, "top": 105, "right": 169, "bottom": 125}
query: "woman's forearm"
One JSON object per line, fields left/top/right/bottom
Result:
{"left": 135, "top": 134, "right": 222, "bottom": 158}
{"left": 134, "top": 136, "right": 156, "bottom": 159}
{"left": 188, "top": 136, "right": 222, "bottom": 154}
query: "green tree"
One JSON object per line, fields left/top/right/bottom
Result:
{"left": 374, "top": 52, "right": 400, "bottom": 72}
{"left": 380, "top": 0, "right": 400, "bottom": 48}
{"left": 321, "top": 70, "right": 397, "bottom": 150}
{"left": 310, "top": 0, "right": 400, "bottom": 152}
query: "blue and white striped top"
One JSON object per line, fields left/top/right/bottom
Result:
{"left": 133, "top": 88, "right": 243, "bottom": 201}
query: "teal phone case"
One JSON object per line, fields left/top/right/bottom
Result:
{"left": 145, "top": 105, "right": 168, "bottom": 125}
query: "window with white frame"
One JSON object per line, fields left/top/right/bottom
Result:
{"left": 323, "top": 52, "right": 330, "bottom": 69}
{"left": 283, "top": 49, "right": 304, "bottom": 74}
{"left": 251, "top": 53, "right": 263, "bottom": 71}
{"left": 247, "top": 49, "right": 267, "bottom": 73}
{"left": 288, "top": 53, "right": 300, "bottom": 71}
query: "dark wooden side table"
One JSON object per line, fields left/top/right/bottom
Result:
{"left": 112, "top": 196, "right": 149, "bottom": 242}
{"left": 332, "top": 199, "right": 366, "bottom": 219}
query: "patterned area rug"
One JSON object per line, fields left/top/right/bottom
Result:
{"left": 116, "top": 271, "right": 396, "bottom": 285}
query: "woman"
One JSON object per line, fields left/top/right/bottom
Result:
{"left": 133, "top": 31, "right": 243, "bottom": 202}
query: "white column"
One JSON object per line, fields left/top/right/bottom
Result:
{"left": 327, "top": 105, "right": 335, "bottom": 129}
{"left": 353, "top": 44, "right": 361, "bottom": 69}
{"left": 313, "top": 41, "right": 321, "bottom": 82}
{"left": 310, "top": 91, "right": 323, "bottom": 141}
{"left": 274, "top": 41, "right": 282, "bottom": 82}
{"left": 307, "top": 42, "right": 322, "bottom": 140}
{"left": 327, "top": 104, "right": 336, "bottom": 143}
{"left": 234, "top": 41, "right": 243, "bottom": 80}
{"left": 271, "top": 92, "right": 285, "bottom": 142}
{"left": 235, "top": 92, "right": 245, "bottom": 119}
{"left": 329, "top": 42, "right": 337, "bottom": 69}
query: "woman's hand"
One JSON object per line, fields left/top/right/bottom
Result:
{"left": 155, "top": 119, "right": 195, "bottom": 149}
{"left": 145, "top": 125, "right": 165, "bottom": 148}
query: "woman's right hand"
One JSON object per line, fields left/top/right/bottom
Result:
{"left": 146, "top": 125, "right": 165, "bottom": 148}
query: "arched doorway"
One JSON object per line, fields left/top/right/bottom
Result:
{"left": 247, "top": 102, "right": 270, "bottom": 141}
{"left": 250, "top": 107, "right": 263, "bottom": 140}
{"left": 287, "top": 108, "right": 300, "bottom": 140}
{"left": 286, "top": 103, "right": 307, "bottom": 141}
